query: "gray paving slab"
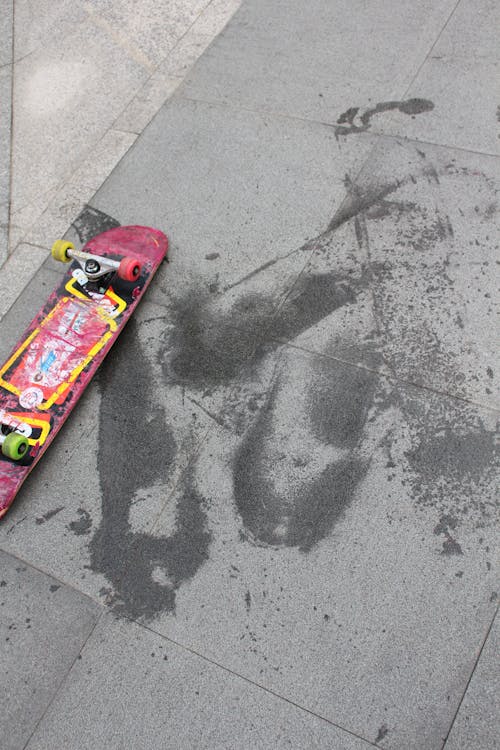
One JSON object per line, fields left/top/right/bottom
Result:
{"left": 0, "top": 0, "right": 13, "bottom": 265}
{"left": 444, "top": 612, "right": 500, "bottom": 750}
{"left": 0, "top": 0, "right": 13, "bottom": 68}
{"left": 0, "top": 549, "right": 100, "bottom": 750}
{"left": 8, "top": 1, "right": 241, "bottom": 253}
{"left": 180, "top": 0, "right": 457, "bottom": 125}
{"left": 87, "top": 96, "right": 375, "bottom": 307}
{"left": 0, "top": 68, "right": 11, "bottom": 266}
{"left": 0, "top": 266, "right": 59, "bottom": 365}
{"left": 0, "top": 243, "right": 48, "bottom": 321}
{"left": 378, "top": 0, "right": 500, "bottom": 154}
{"left": 1, "top": 337, "right": 497, "bottom": 748}
{"left": 11, "top": 13, "right": 147, "bottom": 221}
{"left": 25, "top": 612, "right": 374, "bottom": 750}
{"left": 9, "top": 0, "right": 221, "bottom": 249}
{"left": 0, "top": 1, "right": 497, "bottom": 746}
{"left": 88, "top": 97, "right": 499, "bottom": 410}
{"left": 133, "top": 344, "right": 497, "bottom": 750}
{"left": 268, "top": 137, "right": 500, "bottom": 410}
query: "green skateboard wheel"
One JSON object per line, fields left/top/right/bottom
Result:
{"left": 2, "top": 432, "right": 29, "bottom": 461}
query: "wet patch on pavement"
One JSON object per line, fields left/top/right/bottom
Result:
{"left": 68, "top": 508, "right": 92, "bottom": 536}
{"left": 35, "top": 506, "right": 64, "bottom": 525}
{"left": 335, "top": 98, "right": 434, "bottom": 137}
{"left": 85, "top": 318, "right": 207, "bottom": 618}
{"left": 87, "top": 141, "right": 498, "bottom": 619}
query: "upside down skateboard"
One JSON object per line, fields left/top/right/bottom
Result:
{"left": 0, "top": 225, "right": 168, "bottom": 518}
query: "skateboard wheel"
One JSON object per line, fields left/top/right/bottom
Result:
{"left": 118, "top": 257, "right": 142, "bottom": 282}
{"left": 2, "top": 432, "right": 29, "bottom": 461}
{"left": 51, "top": 240, "right": 74, "bottom": 263}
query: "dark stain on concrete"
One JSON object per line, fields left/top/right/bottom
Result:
{"left": 233, "top": 358, "right": 374, "bottom": 550}
{"left": 404, "top": 400, "right": 498, "bottom": 525}
{"left": 162, "top": 290, "right": 259, "bottom": 389}
{"left": 375, "top": 723, "right": 389, "bottom": 744}
{"left": 86, "top": 142, "right": 497, "bottom": 618}
{"left": 409, "top": 429, "right": 494, "bottom": 488}
{"left": 328, "top": 178, "right": 404, "bottom": 233}
{"left": 309, "top": 358, "right": 377, "bottom": 450}
{"left": 335, "top": 98, "right": 434, "bottom": 137}
{"left": 35, "top": 506, "right": 64, "bottom": 525}
{"left": 68, "top": 508, "right": 92, "bottom": 536}
{"left": 88, "top": 319, "right": 210, "bottom": 619}
{"left": 337, "top": 106, "right": 359, "bottom": 126}
{"left": 433, "top": 515, "right": 463, "bottom": 556}
{"left": 268, "top": 272, "right": 358, "bottom": 342}
{"left": 71, "top": 206, "right": 121, "bottom": 244}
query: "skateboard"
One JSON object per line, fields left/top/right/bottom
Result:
{"left": 0, "top": 225, "right": 168, "bottom": 518}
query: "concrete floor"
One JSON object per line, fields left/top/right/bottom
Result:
{"left": 0, "top": 0, "right": 240, "bottom": 299}
{"left": 0, "top": 1, "right": 498, "bottom": 749}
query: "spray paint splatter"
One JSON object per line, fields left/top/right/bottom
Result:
{"left": 88, "top": 141, "right": 498, "bottom": 618}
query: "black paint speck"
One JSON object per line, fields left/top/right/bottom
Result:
{"left": 35, "top": 506, "right": 64, "bottom": 525}
{"left": 375, "top": 723, "right": 389, "bottom": 744}
{"left": 434, "top": 515, "right": 463, "bottom": 556}
{"left": 68, "top": 509, "right": 92, "bottom": 536}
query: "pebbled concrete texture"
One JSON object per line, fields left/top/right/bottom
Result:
{"left": 86, "top": 96, "right": 376, "bottom": 301}
{"left": 0, "top": 0, "right": 13, "bottom": 266}
{"left": 444, "top": 613, "right": 500, "bottom": 749}
{"left": 0, "top": 549, "right": 100, "bottom": 750}
{"left": 4, "top": 0, "right": 241, "bottom": 261}
{"left": 180, "top": 0, "right": 460, "bottom": 123}
{"left": 0, "top": 1, "right": 499, "bottom": 748}
{"left": 24, "top": 613, "right": 375, "bottom": 750}
{"left": 84, "top": 347, "right": 498, "bottom": 748}
{"left": 377, "top": 0, "right": 500, "bottom": 154}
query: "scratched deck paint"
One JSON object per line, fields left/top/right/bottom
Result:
{"left": 0, "top": 226, "right": 167, "bottom": 517}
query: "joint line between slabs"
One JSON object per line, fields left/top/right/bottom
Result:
{"left": 21, "top": 610, "right": 104, "bottom": 750}
{"left": 401, "top": 0, "right": 463, "bottom": 100}
{"left": 178, "top": 93, "right": 500, "bottom": 159}
{"left": 126, "top": 613, "right": 379, "bottom": 748}
{"left": 0, "top": 547, "right": 103, "bottom": 610}
{"left": 440, "top": 607, "right": 499, "bottom": 749}
{"left": 276, "top": 340, "right": 500, "bottom": 415}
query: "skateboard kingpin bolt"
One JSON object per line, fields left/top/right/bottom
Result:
{"left": 85, "top": 259, "right": 101, "bottom": 274}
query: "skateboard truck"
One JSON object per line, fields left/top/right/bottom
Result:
{"left": 51, "top": 240, "right": 142, "bottom": 282}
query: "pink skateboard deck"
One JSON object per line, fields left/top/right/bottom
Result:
{"left": 0, "top": 225, "right": 168, "bottom": 518}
